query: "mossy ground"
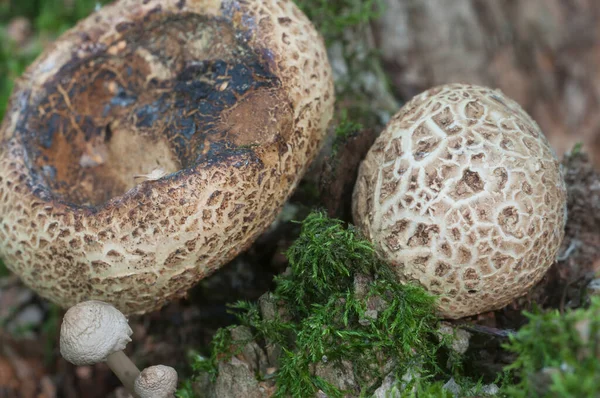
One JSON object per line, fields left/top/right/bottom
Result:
{"left": 293, "top": 0, "right": 381, "bottom": 45}
{"left": 503, "top": 298, "right": 600, "bottom": 397}
{"left": 293, "top": 0, "right": 396, "bottom": 151}
{"left": 1, "top": 1, "right": 600, "bottom": 397}
{"left": 177, "top": 213, "right": 600, "bottom": 397}
{"left": 175, "top": 212, "right": 489, "bottom": 397}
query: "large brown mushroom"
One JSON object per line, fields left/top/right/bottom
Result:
{"left": 0, "top": 0, "right": 334, "bottom": 314}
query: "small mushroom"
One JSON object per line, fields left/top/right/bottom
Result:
{"left": 134, "top": 365, "right": 178, "bottom": 398}
{"left": 0, "top": 0, "right": 334, "bottom": 314}
{"left": 353, "top": 84, "right": 567, "bottom": 318}
{"left": 60, "top": 300, "right": 140, "bottom": 396}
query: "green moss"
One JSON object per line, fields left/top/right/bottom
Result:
{"left": 502, "top": 298, "right": 600, "bottom": 397}
{"left": 408, "top": 380, "right": 453, "bottom": 398}
{"left": 41, "top": 303, "right": 62, "bottom": 364}
{"left": 0, "top": 0, "right": 105, "bottom": 31}
{"left": 570, "top": 142, "right": 584, "bottom": 156}
{"left": 276, "top": 212, "right": 384, "bottom": 309}
{"left": 0, "top": 0, "right": 108, "bottom": 119}
{"left": 293, "top": 0, "right": 396, "bottom": 134}
{"left": 293, "top": 0, "right": 382, "bottom": 45}
{"left": 335, "top": 110, "right": 362, "bottom": 139}
{"left": 0, "top": 38, "right": 39, "bottom": 120}
{"left": 175, "top": 380, "right": 196, "bottom": 398}
{"left": 330, "top": 109, "right": 363, "bottom": 156}
{"left": 179, "top": 212, "right": 459, "bottom": 397}
{"left": 190, "top": 327, "right": 242, "bottom": 380}
{"left": 0, "top": 259, "right": 10, "bottom": 278}
{"left": 402, "top": 378, "right": 495, "bottom": 398}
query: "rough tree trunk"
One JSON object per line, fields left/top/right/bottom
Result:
{"left": 374, "top": 0, "right": 600, "bottom": 166}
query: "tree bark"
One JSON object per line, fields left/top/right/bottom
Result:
{"left": 374, "top": 0, "right": 600, "bottom": 166}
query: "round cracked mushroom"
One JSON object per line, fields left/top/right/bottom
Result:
{"left": 134, "top": 365, "right": 178, "bottom": 398}
{"left": 0, "top": 0, "right": 334, "bottom": 314}
{"left": 353, "top": 84, "right": 567, "bottom": 319}
{"left": 60, "top": 300, "right": 141, "bottom": 396}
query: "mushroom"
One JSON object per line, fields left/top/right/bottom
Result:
{"left": 0, "top": 0, "right": 334, "bottom": 314}
{"left": 134, "top": 365, "right": 178, "bottom": 398}
{"left": 352, "top": 83, "right": 567, "bottom": 318}
{"left": 60, "top": 300, "right": 140, "bottom": 396}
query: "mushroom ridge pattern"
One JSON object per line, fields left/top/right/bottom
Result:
{"left": 353, "top": 84, "right": 567, "bottom": 318}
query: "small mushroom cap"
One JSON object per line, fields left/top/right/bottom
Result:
{"left": 134, "top": 365, "right": 178, "bottom": 398}
{"left": 353, "top": 84, "right": 567, "bottom": 318}
{"left": 60, "top": 300, "right": 133, "bottom": 365}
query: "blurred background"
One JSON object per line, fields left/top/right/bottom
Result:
{"left": 0, "top": 0, "right": 599, "bottom": 397}
{"left": 373, "top": 0, "right": 600, "bottom": 167}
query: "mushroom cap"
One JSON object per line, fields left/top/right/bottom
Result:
{"left": 0, "top": 0, "right": 334, "bottom": 314}
{"left": 353, "top": 84, "right": 567, "bottom": 318}
{"left": 134, "top": 365, "right": 178, "bottom": 398}
{"left": 60, "top": 300, "right": 132, "bottom": 365}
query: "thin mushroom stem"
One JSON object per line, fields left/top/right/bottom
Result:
{"left": 106, "top": 350, "right": 141, "bottom": 398}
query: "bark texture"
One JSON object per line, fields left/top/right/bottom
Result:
{"left": 374, "top": 0, "right": 600, "bottom": 165}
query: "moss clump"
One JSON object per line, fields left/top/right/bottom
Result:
{"left": 293, "top": 0, "right": 396, "bottom": 135}
{"left": 273, "top": 214, "right": 443, "bottom": 396}
{"left": 292, "top": 0, "right": 381, "bottom": 45}
{"left": 179, "top": 212, "right": 462, "bottom": 397}
{"left": 330, "top": 109, "right": 363, "bottom": 156}
{"left": 503, "top": 298, "right": 600, "bottom": 397}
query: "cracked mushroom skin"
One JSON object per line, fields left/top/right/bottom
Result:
{"left": 60, "top": 300, "right": 133, "bottom": 366}
{"left": 134, "top": 365, "right": 178, "bottom": 398}
{"left": 352, "top": 84, "right": 567, "bottom": 319}
{"left": 0, "top": 0, "right": 334, "bottom": 314}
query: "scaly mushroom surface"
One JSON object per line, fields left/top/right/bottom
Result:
{"left": 134, "top": 365, "right": 178, "bottom": 398}
{"left": 353, "top": 84, "right": 567, "bottom": 318}
{"left": 0, "top": 0, "right": 334, "bottom": 314}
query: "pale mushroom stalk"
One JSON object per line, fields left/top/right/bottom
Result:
{"left": 60, "top": 301, "right": 142, "bottom": 397}
{"left": 107, "top": 351, "right": 141, "bottom": 396}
